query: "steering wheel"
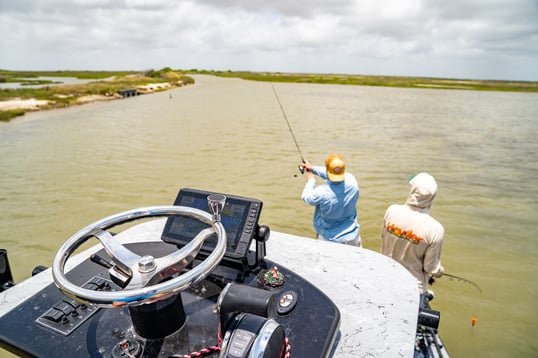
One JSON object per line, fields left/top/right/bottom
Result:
{"left": 52, "top": 205, "right": 226, "bottom": 307}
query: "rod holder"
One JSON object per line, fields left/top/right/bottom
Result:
{"left": 0, "top": 249, "right": 15, "bottom": 292}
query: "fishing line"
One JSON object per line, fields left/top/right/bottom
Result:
{"left": 443, "top": 273, "right": 482, "bottom": 293}
{"left": 270, "top": 82, "right": 305, "bottom": 174}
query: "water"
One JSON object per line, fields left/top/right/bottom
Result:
{"left": 0, "top": 76, "right": 112, "bottom": 89}
{"left": 1, "top": 75, "right": 537, "bottom": 357}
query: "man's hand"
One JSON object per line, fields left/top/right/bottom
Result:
{"left": 300, "top": 160, "right": 312, "bottom": 172}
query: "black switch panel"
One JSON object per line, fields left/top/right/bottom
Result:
{"left": 35, "top": 276, "right": 112, "bottom": 336}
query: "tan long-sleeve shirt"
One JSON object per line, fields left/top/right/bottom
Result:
{"left": 381, "top": 173, "right": 445, "bottom": 293}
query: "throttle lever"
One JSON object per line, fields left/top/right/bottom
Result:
{"left": 91, "top": 254, "right": 131, "bottom": 288}
{"left": 90, "top": 254, "right": 114, "bottom": 269}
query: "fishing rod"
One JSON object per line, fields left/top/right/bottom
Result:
{"left": 430, "top": 273, "right": 482, "bottom": 293}
{"left": 443, "top": 273, "right": 482, "bottom": 293}
{"left": 270, "top": 82, "right": 305, "bottom": 174}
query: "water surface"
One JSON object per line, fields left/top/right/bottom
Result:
{"left": 1, "top": 75, "right": 537, "bottom": 357}
{"left": 0, "top": 76, "right": 112, "bottom": 89}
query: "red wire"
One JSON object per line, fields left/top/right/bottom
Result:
{"left": 173, "top": 338, "right": 291, "bottom": 358}
{"left": 178, "top": 345, "right": 221, "bottom": 358}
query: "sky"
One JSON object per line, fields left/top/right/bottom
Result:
{"left": 1, "top": 0, "right": 537, "bottom": 81}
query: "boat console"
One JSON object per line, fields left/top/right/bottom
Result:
{"left": 0, "top": 189, "right": 340, "bottom": 358}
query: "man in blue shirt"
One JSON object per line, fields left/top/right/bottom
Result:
{"left": 300, "top": 154, "right": 361, "bottom": 246}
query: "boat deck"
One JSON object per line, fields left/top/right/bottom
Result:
{"left": 0, "top": 219, "right": 419, "bottom": 357}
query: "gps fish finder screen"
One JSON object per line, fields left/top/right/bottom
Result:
{"left": 165, "top": 193, "right": 248, "bottom": 251}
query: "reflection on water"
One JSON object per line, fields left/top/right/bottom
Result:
{"left": 1, "top": 75, "right": 537, "bottom": 357}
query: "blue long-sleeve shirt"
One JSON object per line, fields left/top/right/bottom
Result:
{"left": 301, "top": 165, "right": 360, "bottom": 243}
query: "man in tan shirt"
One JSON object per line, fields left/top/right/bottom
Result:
{"left": 381, "top": 173, "right": 444, "bottom": 293}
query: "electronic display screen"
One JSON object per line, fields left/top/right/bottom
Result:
{"left": 161, "top": 189, "right": 263, "bottom": 259}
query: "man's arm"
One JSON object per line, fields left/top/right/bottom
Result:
{"left": 311, "top": 165, "right": 328, "bottom": 180}
{"left": 301, "top": 177, "right": 318, "bottom": 205}
{"left": 423, "top": 227, "right": 445, "bottom": 278}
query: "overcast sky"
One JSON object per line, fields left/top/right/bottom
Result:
{"left": 1, "top": 0, "right": 537, "bottom": 81}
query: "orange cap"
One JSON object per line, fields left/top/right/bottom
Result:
{"left": 325, "top": 154, "right": 345, "bottom": 182}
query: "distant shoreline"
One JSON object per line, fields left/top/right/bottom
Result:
{"left": 0, "top": 94, "right": 123, "bottom": 111}
{"left": 207, "top": 70, "right": 538, "bottom": 93}
{"left": 0, "top": 83, "right": 181, "bottom": 111}
{"left": 2, "top": 69, "right": 537, "bottom": 122}
{"left": 0, "top": 69, "right": 194, "bottom": 121}
{"left": 0, "top": 84, "right": 185, "bottom": 121}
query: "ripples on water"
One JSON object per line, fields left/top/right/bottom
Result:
{"left": 1, "top": 75, "right": 537, "bottom": 357}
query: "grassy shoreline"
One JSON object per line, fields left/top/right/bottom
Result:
{"left": 202, "top": 70, "right": 538, "bottom": 93}
{"left": 0, "top": 69, "right": 194, "bottom": 121}
{"left": 2, "top": 69, "right": 537, "bottom": 122}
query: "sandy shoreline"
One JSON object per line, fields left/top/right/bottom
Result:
{"left": 0, "top": 99, "right": 52, "bottom": 111}
{"left": 0, "top": 94, "right": 121, "bottom": 111}
{"left": 0, "top": 82, "right": 181, "bottom": 113}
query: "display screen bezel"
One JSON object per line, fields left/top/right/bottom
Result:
{"left": 161, "top": 188, "right": 262, "bottom": 259}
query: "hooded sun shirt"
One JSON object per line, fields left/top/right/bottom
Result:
{"left": 381, "top": 173, "right": 444, "bottom": 293}
{"left": 301, "top": 165, "right": 360, "bottom": 243}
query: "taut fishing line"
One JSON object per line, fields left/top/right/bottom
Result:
{"left": 270, "top": 82, "right": 305, "bottom": 175}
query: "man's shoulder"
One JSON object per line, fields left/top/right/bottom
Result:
{"left": 344, "top": 172, "right": 358, "bottom": 186}
{"left": 415, "top": 210, "right": 445, "bottom": 236}
{"left": 386, "top": 203, "right": 406, "bottom": 212}
{"left": 429, "top": 216, "right": 444, "bottom": 234}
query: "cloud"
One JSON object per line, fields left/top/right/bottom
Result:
{"left": 0, "top": 0, "right": 537, "bottom": 80}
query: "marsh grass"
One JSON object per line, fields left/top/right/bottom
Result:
{"left": 0, "top": 109, "right": 25, "bottom": 122}
{"left": 203, "top": 70, "right": 538, "bottom": 93}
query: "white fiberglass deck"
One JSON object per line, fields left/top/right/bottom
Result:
{"left": 0, "top": 219, "right": 418, "bottom": 357}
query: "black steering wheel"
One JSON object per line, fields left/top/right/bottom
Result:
{"left": 52, "top": 205, "right": 226, "bottom": 307}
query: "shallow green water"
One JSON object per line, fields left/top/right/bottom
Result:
{"left": 1, "top": 75, "right": 537, "bottom": 357}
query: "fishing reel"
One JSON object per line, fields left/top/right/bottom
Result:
{"left": 298, "top": 162, "right": 305, "bottom": 174}
{"left": 295, "top": 160, "right": 307, "bottom": 177}
{"left": 217, "top": 283, "right": 288, "bottom": 358}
